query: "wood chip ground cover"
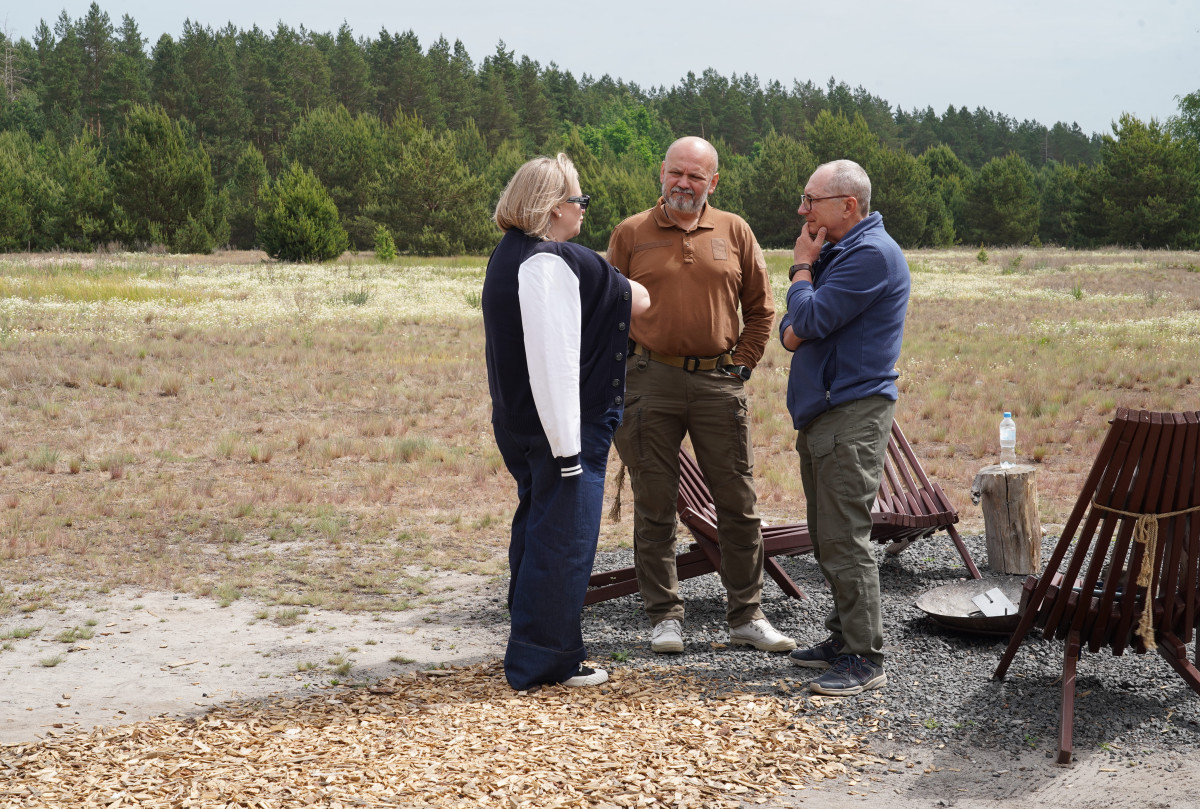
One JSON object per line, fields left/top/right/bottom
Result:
{"left": 0, "top": 662, "right": 878, "bottom": 808}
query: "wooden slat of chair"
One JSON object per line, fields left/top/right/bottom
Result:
{"left": 1046, "top": 411, "right": 1150, "bottom": 641}
{"left": 679, "top": 507, "right": 807, "bottom": 600}
{"left": 993, "top": 408, "right": 1200, "bottom": 764}
{"left": 1074, "top": 414, "right": 1165, "bottom": 653}
{"left": 878, "top": 422, "right": 981, "bottom": 577}
{"left": 678, "top": 451, "right": 718, "bottom": 523}
{"left": 1157, "top": 413, "right": 1196, "bottom": 648}
{"left": 1163, "top": 410, "right": 1200, "bottom": 689}
{"left": 1104, "top": 413, "right": 1171, "bottom": 655}
{"left": 1153, "top": 412, "right": 1200, "bottom": 659}
{"left": 1116, "top": 413, "right": 1185, "bottom": 652}
{"left": 1181, "top": 413, "right": 1200, "bottom": 646}
{"left": 995, "top": 408, "right": 1135, "bottom": 675}
{"left": 883, "top": 423, "right": 931, "bottom": 519}
{"left": 583, "top": 546, "right": 715, "bottom": 605}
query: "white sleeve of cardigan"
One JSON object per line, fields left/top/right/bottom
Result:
{"left": 517, "top": 252, "right": 582, "bottom": 475}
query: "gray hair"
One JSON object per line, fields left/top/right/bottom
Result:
{"left": 817, "top": 159, "right": 871, "bottom": 213}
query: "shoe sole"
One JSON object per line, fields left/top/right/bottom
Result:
{"left": 730, "top": 638, "right": 797, "bottom": 652}
{"left": 564, "top": 672, "right": 609, "bottom": 687}
{"left": 650, "top": 641, "right": 684, "bottom": 654}
{"left": 809, "top": 671, "right": 887, "bottom": 696}
{"left": 788, "top": 657, "right": 833, "bottom": 669}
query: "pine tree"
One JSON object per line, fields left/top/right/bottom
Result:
{"left": 256, "top": 161, "right": 348, "bottom": 262}
{"left": 106, "top": 16, "right": 150, "bottom": 125}
{"left": 284, "top": 105, "right": 383, "bottom": 247}
{"left": 962, "top": 153, "right": 1040, "bottom": 245}
{"left": 1076, "top": 114, "right": 1200, "bottom": 248}
{"left": 225, "top": 143, "right": 269, "bottom": 249}
{"left": 77, "top": 2, "right": 114, "bottom": 137}
{"left": 326, "top": 23, "right": 373, "bottom": 115}
{"left": 40, "top": 13, "right": 85, "bottom": 137}
{"left": 109, "top": 103, "right": 225, "bottom": 252}
{"left": 743, "top": 132, "right": 816, "bottom": 248}
{"left": 50, "top": 130, "right": 115, "bottom": 250}
{"left": 0, "top": 130, "right": 58, "bottom": 250}
{"left": 372, "top": 115, "right": 491, "bottom": 254}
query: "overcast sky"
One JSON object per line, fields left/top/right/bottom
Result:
{"left": 7, "top": 0, "right": 1198, "bottom": 136}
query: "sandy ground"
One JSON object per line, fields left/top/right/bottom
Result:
{"left": 3, "top": 574, "right": 1200, "bottom": 808}
{"left": 0, "top": 572, "right": 504, "bottom": 747}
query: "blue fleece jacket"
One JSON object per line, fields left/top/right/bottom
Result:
{"left": 779, "top": 212, "right": 910, "bottom": 430}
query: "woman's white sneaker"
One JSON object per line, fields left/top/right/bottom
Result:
{"left": 563, "top": 665, "right": 608, "bottom": 687}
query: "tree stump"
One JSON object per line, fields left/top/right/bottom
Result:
{"left": 971, "top": 464, "right": 1042, "bottom": 575}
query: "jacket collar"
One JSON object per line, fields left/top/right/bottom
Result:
{"left": 819, "top": 211, "right": 883, "bottom": 262}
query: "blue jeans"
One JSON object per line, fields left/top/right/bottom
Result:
{"left": 494, "top": 409, "right": 620, "bottom": 690}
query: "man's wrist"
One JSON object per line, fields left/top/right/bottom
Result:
{"left": 788, "top": 263, "right": 812, "bottom": 282}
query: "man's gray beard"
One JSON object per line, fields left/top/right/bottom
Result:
{"left": 662, "top": 184, "right": 707, "bottom": 214}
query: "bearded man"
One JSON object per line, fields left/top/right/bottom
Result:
{"left": 606, "top": 136, "right": 793, "bottom": 656}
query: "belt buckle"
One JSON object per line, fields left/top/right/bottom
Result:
{"left": 682, "top": 356, "right": 701, "bottom": 373}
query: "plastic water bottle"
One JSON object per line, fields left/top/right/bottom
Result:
{"left": 999, "top": 412, "right": 1017, "bottom": 462}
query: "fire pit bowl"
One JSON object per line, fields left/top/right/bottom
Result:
{"left": 915, "top": 576, "right": 1027, "bottom": 635}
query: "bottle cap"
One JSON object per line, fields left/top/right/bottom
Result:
{"left": 1003, "top": 412, "right": 1012, "bottom": 418}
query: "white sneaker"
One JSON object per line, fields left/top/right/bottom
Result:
{"left": 729, "top": 618, "right": 796, "bottom": 652}
{"left": 650, "top": 618, "right": 684, "bottom": 653}
{"left": 563, "top": 665, "right": 608, "bottom": 687}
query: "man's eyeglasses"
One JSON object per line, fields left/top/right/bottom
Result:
{"left": 567, "top": 195, "right": 590, "bottom": 210}
{"left": 799, "top": 194, "right": 851, "bottom": 208}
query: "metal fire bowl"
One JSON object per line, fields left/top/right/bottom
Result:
{"left": 915, "top": 576, "right": 1027, "bottom": 636}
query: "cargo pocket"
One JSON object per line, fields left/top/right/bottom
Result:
{"left": 613, "top": 393, "right": 643, "bottom": 466}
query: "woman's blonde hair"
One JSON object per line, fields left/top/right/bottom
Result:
{"left": 493, "top": 153, "right": 578, "bottom": 240}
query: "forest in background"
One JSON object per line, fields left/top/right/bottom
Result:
{"left": 1, "top": 3, "right": 1199, "bottom": 257}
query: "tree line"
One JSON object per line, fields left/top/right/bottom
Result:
{"left": 2, "top": 3, "right": 1199, "bottom": 257}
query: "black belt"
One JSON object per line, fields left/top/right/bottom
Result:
{"left": 631, "top": 343, "right": 732, "bottom": 372}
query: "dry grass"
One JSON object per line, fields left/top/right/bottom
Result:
{"left": 2, "top": 246, "right": 1199, "bottom": 617}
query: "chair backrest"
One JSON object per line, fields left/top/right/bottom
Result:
{"left": 677, "top": 419, "right": 959, "bottom": 546}
{"left": 1029, "top": 409, "right": 1200, "bottom": 654}
{"left": 677, "top": 450, "right": 717, "bottom": 524}
{"left": 872, "top": 421, "right": 960, "bottom": 542}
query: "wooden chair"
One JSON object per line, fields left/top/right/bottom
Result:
{"left": 992, "top": 408, "right": 1200, "bottom": 764}
{"left": 585, "top": 419, "right": 980, "bottom": 605}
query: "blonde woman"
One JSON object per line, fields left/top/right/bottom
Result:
{"left": 482, "top": 153, "right": 649, "bottom": 690}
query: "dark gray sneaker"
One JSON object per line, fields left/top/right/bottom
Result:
{"left": 788, "top": 635, "right": 844, "bottom": 669}
{"left": 809, "top": 654, "right": 886, "bottom": 696}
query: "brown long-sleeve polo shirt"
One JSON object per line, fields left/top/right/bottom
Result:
{"left": 605, "top": 199, "right": 774, "bottom": 369}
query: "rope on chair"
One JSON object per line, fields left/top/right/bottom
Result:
{"left": 608, "top": 462, "right": 626, "bottom": 522}
{"left": 1091, "top": 500, "right": 1200, "bottom": 651}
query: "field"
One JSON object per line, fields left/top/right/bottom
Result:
{"left": 2, "top": 246, "right": 1199, "bottom": 618}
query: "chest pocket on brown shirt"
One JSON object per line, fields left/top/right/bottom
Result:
{"left": 633, "top": 240, "right": 672, "bottom": 253}
{"left": 711, "top": 238, "right": 728, "bottom": 261}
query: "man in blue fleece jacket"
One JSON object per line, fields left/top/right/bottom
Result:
{"left": 779, "top": 159, "right": 910, "bottom": 696}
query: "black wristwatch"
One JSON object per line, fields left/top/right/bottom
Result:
{"left": 788, "top": 263, "right": 812, "bottom": 282}
{"left": 722, "top": 365, "right": 751, "bottom": 381}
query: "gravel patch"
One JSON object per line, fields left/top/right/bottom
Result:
{"left": 559, "top": 532, "right": 1200, "bottom": 764}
